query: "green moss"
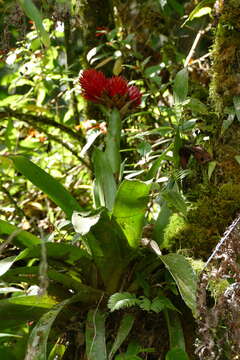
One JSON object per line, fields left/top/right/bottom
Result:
{"left": 162, "top": 214, "right": 187, "bottom": 249}
{"left": 187, "top": 258, "right": 205, "bottom": 275}
{"left": 210, "top": 4, "right": 240, "bottom": 113}
{"left": 208, "top": 278, "right": 229, "bottom": 301}
{"left": 162, "top": 183, "right": 240, "bottom": 257}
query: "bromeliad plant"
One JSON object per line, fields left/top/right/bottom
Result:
{"left": 0, "top": 68, "right": 197, "bottom": 360}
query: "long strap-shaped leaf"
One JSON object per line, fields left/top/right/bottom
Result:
{"left": 18, "top": 0, "right": 50, "bottom": 48}
{"left": 10, "top": 155, "right": 82, "bottom": 218}
{"left": 86, "top": 309, "right": 107, "bottom": 360}
{"left": 0, "top": 219, "right": 40, "bottom": 248}
{"left": 25, "top": 298, "right": 70, "bottom": 360}
{"left": 25, "top": 292, "right": 105, "bottom": 360}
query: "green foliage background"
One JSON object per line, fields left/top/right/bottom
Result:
{"left": 0, "top": 0, "right": 239, "bottom": 359}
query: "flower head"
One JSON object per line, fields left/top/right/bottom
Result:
{"left": 79, "top": 69, "right": 108, "bottom": 103}
{"left": 79, "top": 69, "right": 142, "bottom": 111}
{"left": 128, "top": 85, "right": 142, "bottom": 107}
{"left": 107, "top": 76, "right": 128, "bottom": 97}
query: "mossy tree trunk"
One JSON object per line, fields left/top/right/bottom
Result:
{"left": 165, "top": 1, "right": 240, "bottom": 259}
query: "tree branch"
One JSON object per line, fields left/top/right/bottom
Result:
{"left": 0, "top": 109, "right": 84, "bottom": 144}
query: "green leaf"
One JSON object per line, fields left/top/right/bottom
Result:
{"left": 0, "top": 256, "right": 20, "bottom": 276}
{"left": 20, "top": 242, "right": 91, "bottom": 264}
{"left": 153, "top": 201, "right": 172, "bottom": 246}
{"left": 48, "top": 343, "right": 66, "bottom": 360}
{"left": 2, "top": 266, "right": 102, "bottom": 300}
{"left": 184, "top": 98, "right": 208, "bottom": 114}
{"left": 0, "top": 333, "right": 22, "bottom": 338}
{"left": 0, "top": 347, "right": 16, "bottom": 360}
{"left": 109, "top": 314, "right": 135, "bottom": 360}
{"left": 151, "top": 296, "right": 179, "bottom": 313}
{"left": 0, "top": 295, "right": 57, "bottom": 331}
{"left": 182, "top": 0, "right": 214, "bottom": 26}
{"left": 173, "top": 128, "right": 182, "bottom": 167}
{"left": 86, "top": 310, "right": 107, "bottom": 360}
{"left": 144, "top": 65, "right": 162, "bottom": 77}
{"left": 113, "top": 180, "right": 151, "bottom": 247}
{"left": 160, "top": 254, "right": 197, "bottom": 315}
{"left": 233, "top": 96, "right": 240, "bottom": 122}
{"left": 221, "top": 111, "right": 235, "bottom": 135}
{"left": 161, "top": 190, "right": 187, "bottom": 217}
{"left": 137, "top": 141, "right": 152, "bottom": 157}
{"left": 80, "top": 131, "right": 101, "bottom": 157}
{"left": 10, "top": 155, "right": 82, "bottom": 218}
{"left": 105, "top": 108, "right": 121, "bottom": 176}
{"left": 86, "top": 211, "right": 133, "bottom": 293}
{"left": 93, "top": 148, "right": 117, "bottom": 211}
{"left": 108, "top": 293, "right": 138, "bottom": 312}
{"left": 72, "top": 211, "right": 101, "bottom": 236}
{"left": 18, "top": 0, "right": 50, "bottom": 47}
{"left": 0, "top": 219, "right": 40, "bottom": 248}
{"left": 159, "top": 0, "right": 168, "bottom": 9}
{"left": 145, "top": 145, "right": 172, "bottom": 180}
{"left": 166, "top": 348, "right": 189, "bottom": 360}
{"left": 235, "top": 155, "right": 240, "bottom": 165}
{"left": 179, "top": 119, "right": 197, "bottom": 132}
{"left": 0, "top": 287, "right": 23, "bottom": 294}
{"left": 164, "top": 311, "right": 185, "bottom": 350}
{"left": 208, "top": 161, "right": 217, "bottom": 180}
{"left": 189, "top": 6, "right": 211, "bottom": 20}
{"left": 0, "top": 95, "right": 28, "bottom": 107}
{"left": 25, "top": 298, "right": 70, "bottom": 360}
{"left": 173, "top": 68, "right": 188, "bottom": 105}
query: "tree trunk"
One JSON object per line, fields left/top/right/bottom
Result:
{"left": 164, "top": 1, "right": 240, "bottom": 259}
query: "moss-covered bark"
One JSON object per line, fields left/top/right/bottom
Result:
{"left": 210, "top": 0, "right": 240, "bottom": 113}
{"left": 163, "top": 0, "right": 240, "bottom": 259}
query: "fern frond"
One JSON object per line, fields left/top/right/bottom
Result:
{"left": 151, "top": 296, "right": 179, "bottom": 313}
{"left": 108, "top": 292, "right": 138, "bottom": 312}
{"left": 138, "top": 296, "right": 151, "bottom": 311}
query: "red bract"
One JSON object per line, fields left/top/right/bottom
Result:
{"left": 128, "top": 85, "right": 142, "bottom": 107}
{"left": 107, "top": 76, "right": 128, "bottom": 97}
{"left": 79, "top": 69, "right": 108, "bottom": 103}
{"left": 79, "top": 69, "right": 142, "bottom": 110}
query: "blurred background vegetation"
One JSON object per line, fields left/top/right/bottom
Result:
{"left": 1, "top": 0, "right": 240, "bottom": 359}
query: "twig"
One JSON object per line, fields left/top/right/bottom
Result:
{"left": 184, "top": 25, "right": 211, "bottom": 68}
{"left": 204, "top": 214, "right": 240, "bottom": 269}
{"left": 38, "top": 228, "right": 49, "bottom": 296}
{"left": 0, "top": 109, "right": 84, "bottom": 144}
{"left": 25, "top": 121, "right": 92, "bottom": 171}
{"left": 188, "top": 52, "right": 211, "bottom": 66}
{"left": 0, "top": 228, "right": 23, "bottom": 256}
{"left": 1, "top": 109, "right": 92, "bottom": 171}
{"left": 89, "top": 294, "right": 105, "bottom": 358}
{"left": 0, "top": 183, "right": 26, "bottom": 218}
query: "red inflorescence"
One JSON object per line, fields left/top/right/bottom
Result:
{"left": 79, "top": 69, "right": 142, "bottom": 109}
{"left": 128, "top": 85, "right": 142, "bottom": 107}
{"left": 107, "top": 76, "right": 128, "bottom": 97}
{"left": 79, "top": 69, "right": 108, "bottom": 103}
